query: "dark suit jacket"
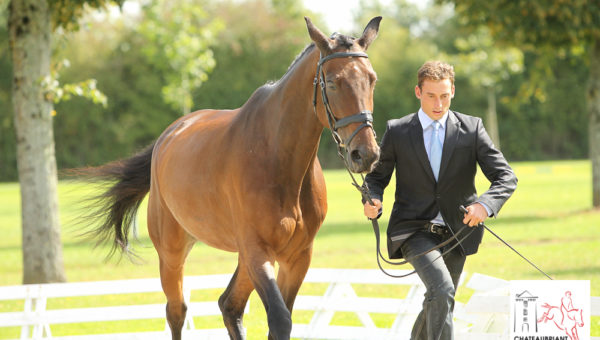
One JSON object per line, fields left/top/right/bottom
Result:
{"left": 365, "top": 110, "right": 518, "bottom": 258}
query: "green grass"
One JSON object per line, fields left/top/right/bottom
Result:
{"left": 0, "top": 160, "right": 599, "bottom": 338}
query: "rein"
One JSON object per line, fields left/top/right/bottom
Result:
{"left": 312, "top": 51, "right": 473, "bottom": 278}
{"left": 352, "top": 175, "right": 475, "bottom": 278}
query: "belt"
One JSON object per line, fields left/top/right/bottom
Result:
{"left": 425, "top": 222, "right": 448, "bottom": 235}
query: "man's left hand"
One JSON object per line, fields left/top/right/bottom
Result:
{"left": 462, "top": 203, "right": 487, "bottom": 227}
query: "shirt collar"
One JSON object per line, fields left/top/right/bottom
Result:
{"left": 418, "top": 108, "right": 449, "bottom": 130}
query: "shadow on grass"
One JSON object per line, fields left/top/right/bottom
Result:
{"left": 317, "top": 214, "right": 551, "bottom": 237}
{"left": 2, "top": 209, "right": 592, "bottom": 253}
{"left": 490, "top": 215, "right": 552, "bottom": 225}
{"left": 544, "top": 266, "right": 600, "bottom": 278}
{"left": 321, "top": 206, "right": 600, "bottom": 236}
{"left": 318, "top": 221, "right": 380, "bottom": 236}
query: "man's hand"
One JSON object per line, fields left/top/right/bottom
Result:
{"left": 363, "top": 199, "right": 382, "bottom": 219}
{"left": 462, "top": 203, "right": 487, "bottom": 227}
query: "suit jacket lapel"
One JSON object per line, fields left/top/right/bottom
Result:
{"left": 408, "top": 113, "right": 435, "bottom": 181}
{"left": 439, "top": 111, "right": 460, "bottom": 182}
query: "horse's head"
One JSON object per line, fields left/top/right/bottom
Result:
{"left": 575, "top": 308, "right": 584, "bottom": 327}
{"left": 305, "top": 17, "right": 381, "bottom": 173}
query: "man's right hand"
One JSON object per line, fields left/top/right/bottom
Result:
{"left": 363, "top": 199, "right": 382, "bottom": 219}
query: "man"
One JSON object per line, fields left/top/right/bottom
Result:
{"left": 363, "top": 61, "right": 517, "bottom": 339}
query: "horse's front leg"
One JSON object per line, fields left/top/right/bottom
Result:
{"left": 242, "top": 244, "right": 292, "bottom": 340}
{"left": 569, "top": 325, "right": 580, "bottom": 340}
{"left": 276, "top": 246, "right": 313, "bottom": 318}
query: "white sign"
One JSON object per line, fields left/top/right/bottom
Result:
{"left": 510, "top": 280, "right": 590, "bottom": 340}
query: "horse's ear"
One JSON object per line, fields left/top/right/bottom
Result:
{"left": 358, "top": 16, "right": 382, "bottom": 51}
{"left": 305, "top": 17, "right": 332, "bottom": 55}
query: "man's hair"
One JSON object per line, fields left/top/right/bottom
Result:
{"left": 417, "top": 61, "right": 455, "bottom": 89}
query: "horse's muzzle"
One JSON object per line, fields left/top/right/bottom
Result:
{"left": 348, "top": 144, "right": 380, "bottom": 173}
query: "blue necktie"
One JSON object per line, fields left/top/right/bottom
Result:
{"left": 430, "top": 121, "right": 442, "bottom": 181}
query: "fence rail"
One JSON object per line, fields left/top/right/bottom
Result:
{"left": 0, "top": 269, "right": 597, "bottom": 340}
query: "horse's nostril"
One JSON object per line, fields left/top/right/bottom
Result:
{"left": 351, "top": 150, "right": 362, "bottom": 163}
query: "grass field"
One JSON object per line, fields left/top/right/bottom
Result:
{"left": 0, "top": 159, "right": 599, "bottom": 338}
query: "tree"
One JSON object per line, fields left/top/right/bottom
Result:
{"left": 7, "top": 0, "right": 122, "bottom": 283}
{"left": 446, "top": 26, "right": 523, "bottom": 149}
{"left": 442, "top": 0, "right": 600, "bottom": 207}
{"left": 139, "top": 0, "right": 222, "bottom": 114}
{"left": 192, "top": 0, "right": 313, "bottom": 110}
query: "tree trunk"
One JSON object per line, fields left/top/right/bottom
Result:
{"left": 8, "top": 0, "right": 66, "bottom": 283}
{"left": 486, "top": 86, "right": 501, "bottom": 150}
{"left": 590, "top": 38, "right": 600, "bottom": 208}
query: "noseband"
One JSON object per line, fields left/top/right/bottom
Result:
{"left": 312, "top": 51, "right": 375, "bottom": 157}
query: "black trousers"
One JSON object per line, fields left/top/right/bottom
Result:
{"left": 400, "top": 230, "right": 466, "bottom": 340}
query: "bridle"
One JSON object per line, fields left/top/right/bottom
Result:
{"left": 312, "top": 51, "right": 375, "bottom": 160}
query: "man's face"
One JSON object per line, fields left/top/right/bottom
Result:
{"left": 415, "top": 78, "right": 455, "bottom": 121}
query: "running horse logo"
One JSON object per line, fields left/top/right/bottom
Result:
{"left": 538, "top": 291, "right": 585, "bottom": 340}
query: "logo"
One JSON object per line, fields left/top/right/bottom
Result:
{"left": 510, "top": 281, "right": 590, "bottom": 340}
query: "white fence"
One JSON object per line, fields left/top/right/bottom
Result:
{"left": 0, "top": 274, "right": 241, "bottom": 340}
{"left": 0, "top": 269, "right": 598, "bottom": 340}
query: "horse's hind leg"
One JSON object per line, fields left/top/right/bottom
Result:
{"left": 148, "top": 196, "right": 194, "bottom": 340}
{"left": 218, "top": 258, "right": 254, "bottom": 339}
{"left": 160, "top": 253, "right": 192, "bottom": 340}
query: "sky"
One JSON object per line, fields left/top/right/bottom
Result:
{"left": 109, "top": 0, "right": 396, "bottom": 34}
{"left": 111, "top": 1, "right": 390, "bottom": 34}
{"left": 302, "top": 0, "right": 363, "bottom": 32}
{"left": 302, "top": 0, "right": 393, "bottom": 33}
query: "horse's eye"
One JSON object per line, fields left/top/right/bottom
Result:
{"left": 326, "top": 80, "right": 337, "bottom": 91}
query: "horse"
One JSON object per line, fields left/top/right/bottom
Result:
{"left": 80, "top": 17, "right": 382, "bottom": 340}
{"left": 538, "top": 303, "right": 585, "bottom": 340}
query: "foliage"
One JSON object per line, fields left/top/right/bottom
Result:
{"left": 192, "top": 0, "right": 315, "bottom": 111}
{"left": 139, "top": 0, "right": 223, "bottom": 114}
{"left": 53, "top": 28, "right": 179, "bottom": 169}
{"left": 500, "top": 53, "right": 589, "bottom": 160}
{"left": 444, "top": 0, "right": 599, "bottom": 97}
{"left": 448, "top": 26, "right": 523, "bottom": 89}
{"left": 41, "top": 59, "right": 107, "bottom": 108}
{"left": 450, "top": 0, "right": 600, "bottom": 48}
{"left": 49, "top": 0, "right": 125, "bottom": 30}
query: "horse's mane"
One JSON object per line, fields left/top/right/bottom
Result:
{"left": 264, "top": 43, "right": 316, "bottom": 86}
{"left": 269, "top": 32, "right": 356, "bottom": 86}
{"left": 285, "top": 43, "right": 316, "bottom": 75}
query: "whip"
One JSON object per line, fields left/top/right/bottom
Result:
{"left": 459, "top": 205, "right": 553, "bottom": 280}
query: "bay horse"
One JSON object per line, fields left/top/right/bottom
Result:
{"left": 81, "top": 17, "right": 381, "bottom": 340}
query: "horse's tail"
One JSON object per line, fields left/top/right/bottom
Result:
{"left": 73, "top": 142, "right": 155, "bottom": 259}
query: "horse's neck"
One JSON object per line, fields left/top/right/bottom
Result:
{"left": 261, "top": 49, "right": 324, "bottom": 184}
